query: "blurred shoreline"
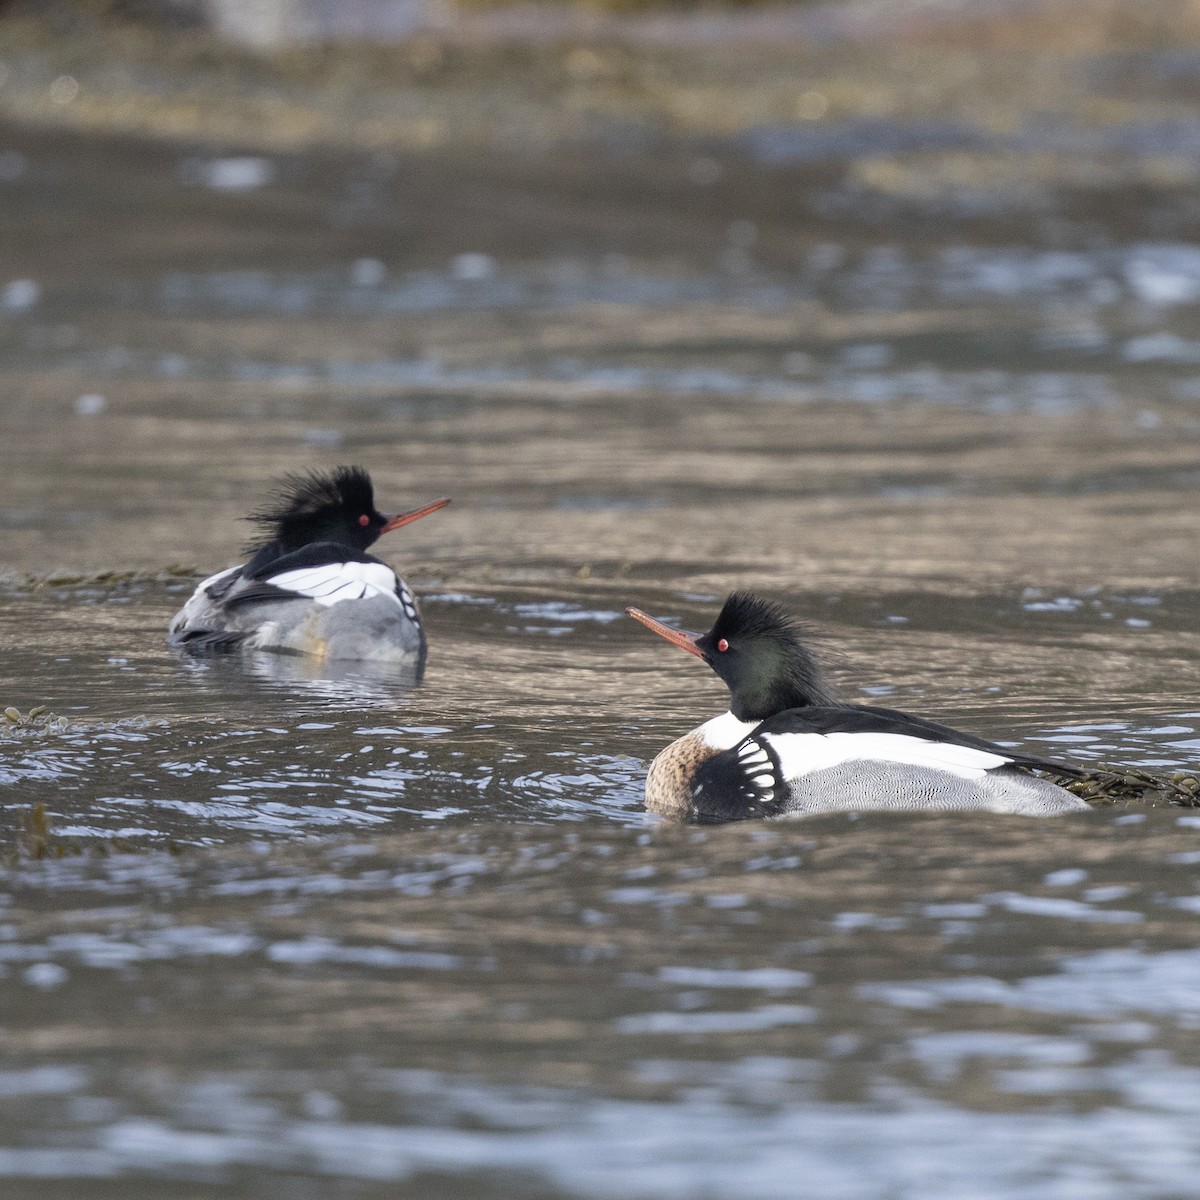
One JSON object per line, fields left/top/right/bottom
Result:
{"left": 4, "top": 0, "right": 1200, "bottom": 165}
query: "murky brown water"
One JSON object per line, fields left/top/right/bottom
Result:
{"left": 4, "top": 84, "right": 1200, "bottom": 1196}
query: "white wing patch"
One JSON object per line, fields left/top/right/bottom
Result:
{"left": 761, "top": 731, "right": 1012, "bottom": 782}
{"left": 267, "top": 561, "right": 409, "bottom": 610}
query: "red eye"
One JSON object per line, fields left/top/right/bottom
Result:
{"left": 358, "top": 514, "right": 371, "bottom": 527}
{"left": 717, "top": 638, "right": 729, "bottom": 652}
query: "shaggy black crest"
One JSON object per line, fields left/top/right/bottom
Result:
{"left": 243, "top": 466, "right": 378, "bottom": 552}
{"left": 708, "top": 592, "right": 805, "bottom": 647}
{"left": 701, "top": 591, "right": 839, "bottom": 720}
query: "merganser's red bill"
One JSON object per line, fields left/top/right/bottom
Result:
{"left": 381, "top": 497, "right": 451, "bottom": 534}
{"left": 625, "top": 607, "right": 705, "bottom": 658}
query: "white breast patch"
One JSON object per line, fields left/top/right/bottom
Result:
{"left": 761, "top": 731, "right": 1012, "bottom": 782}
{"left": 699, "top": 711, "right": 759, "bottom": 751}
{"left": 267, "top": 561, "right": 407, "bottom": 609}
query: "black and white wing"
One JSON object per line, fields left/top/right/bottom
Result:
{"left": 230, "top": 542, "right": 417, "bottom": 616}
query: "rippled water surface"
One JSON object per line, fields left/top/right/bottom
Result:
{"left": 3, "top": 104, "right": 1200, "bottom": 1198}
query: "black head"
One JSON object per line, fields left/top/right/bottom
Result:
{"left": 244, "top": 466, "right": 449, "bottom": 554}
{"left": 627, "top": 591, "right": 838, "bottom": 721}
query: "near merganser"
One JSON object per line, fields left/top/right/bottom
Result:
{"left": 626, "top": 592, "right": 1089, "bottom": 821}
{"left": 169, "top": 466, "right": 448, "bottom": 670}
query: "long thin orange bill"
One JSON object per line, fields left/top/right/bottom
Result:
{"left": 380, "top": 497, "right": 451, "bottom": 534}
{"left": 625, "top": 607, "right": 705, "bottom": 658}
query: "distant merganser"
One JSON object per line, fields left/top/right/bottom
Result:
{"left": 168, "top": 466, "right": 448, "bottom": 670}
{"left": 626, "top": 592, "right": 1089, "bottom": 821}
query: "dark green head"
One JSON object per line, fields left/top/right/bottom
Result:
{"left": 244, "top": 466, "right": 449, "bottom": 555}
{"left": 627, "top": 591, "right": 838, "bottom": 722}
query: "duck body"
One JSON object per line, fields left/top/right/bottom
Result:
{"left": 170, "top": 543, "right": 426, "bottom": 665}
{"left": 647, "top": 703, "right": 1086, "bottom": 821}
{"left": 168, "top": 467, "right": 447, "bottom": 669}
{"left": 630, "top": 593, "right": 1089, "bottom": 822}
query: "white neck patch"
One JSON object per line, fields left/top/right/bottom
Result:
{"left": 698, "top": 710, "right": 758, "bottom": 751}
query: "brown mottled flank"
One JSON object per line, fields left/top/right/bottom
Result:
{"left": 644, "top": 730, "right": 714, "bottom": 819}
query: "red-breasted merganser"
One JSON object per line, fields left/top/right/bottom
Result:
{"left": 168, "top": 466, "right": 448, "bottom": 670}
{"left": 626, "top": 592, "right": 1090, "bottom": 821}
